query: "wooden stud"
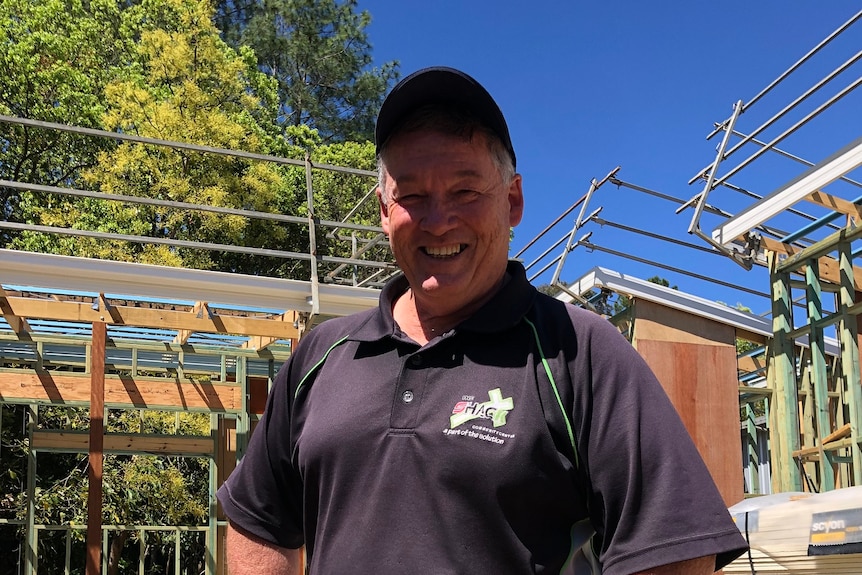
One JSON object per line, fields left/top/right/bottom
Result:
{"left": 768, "top": 251, "right": 802, "bottom": 492}
{"left": 0, "top": 285, "right": 32, "bottom": 335}
{"left": 86, "top": 322, "right": 106, "bottom": 575}
{"left": 0, "top": 372, "right": 243, "bottom": 412}
{"left": 806, "top": 258, "right": 836, "bottom": 490}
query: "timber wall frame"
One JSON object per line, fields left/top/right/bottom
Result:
{"left": 0, "top": 328, "right": 291, "bottom": 575}
{"left": 767, "top": 227, "right": 862, "bottom": 493}
{"left": 564, "top": 262, "right": 862, "bottom": 495}
{"left": 554, "top": 266, "right": 854, "bottom": 498}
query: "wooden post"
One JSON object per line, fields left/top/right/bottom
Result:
{"left": 838, "top": 245, "right": 862, "bottom": 484}
{"left": 768, "top": 251, "right": 802, "bottom": 492}
{"left": 806, "top": 258, "right": 835, "bottom": 490}
{"left": 86, "top": 322, "right": 106, "bottom": 575}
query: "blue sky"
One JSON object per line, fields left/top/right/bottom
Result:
{"left": 360, "top": 2, "right": 861, "bottom": 315}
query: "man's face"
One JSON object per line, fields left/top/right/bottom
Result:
{"left": 378, "top": 129, "right": 523, "bottom": 316}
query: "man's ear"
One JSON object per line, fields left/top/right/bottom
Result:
{"left": 377, "top": 187, "right": 391, "bottom": 235}
{"left": 508, "top": 174, "right": 524, "bottom": 227}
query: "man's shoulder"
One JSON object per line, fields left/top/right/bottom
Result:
{"left": 525, "top": 291, "right": 633, "bottom": 362}
{"left": 295, "top": 307, "right": 379, "bottom": 354}
{"left": 530, "top": 291, "right": 613, "bottom": 332}
{"left": 279, "top": 308, "right": 380, "bottom": 386}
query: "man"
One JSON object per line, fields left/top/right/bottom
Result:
{"left": 218, "top": 66, "right": 748, "bottom": 574}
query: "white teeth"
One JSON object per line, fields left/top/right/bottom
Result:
{"left": 425, "top": 244, "right": 462, "bottom": 257}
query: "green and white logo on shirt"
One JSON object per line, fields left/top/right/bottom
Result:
{"left": 449, "top": 388, "right": 514, "bottom": 429}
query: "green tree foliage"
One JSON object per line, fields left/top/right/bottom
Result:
{"left": 0, "top": 0, "right": 133, "bottom": 244}
{"left": 10, "top": 0, "right": 386, "bottom": 278}
{"left": 0, "top": 405, "right": 27, "bottom": 566}
{"left": 235, "top": 0, "right": 399, "bottom": 142}
{"left": 212, "top": 0, "right": 257, "bottom": 45}
{"left": 11, "top": 0, "right": 304, "bottom": 273}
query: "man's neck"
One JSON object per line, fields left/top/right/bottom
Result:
{"left": 392, "top": 273, "right": 510, "bottom": 345}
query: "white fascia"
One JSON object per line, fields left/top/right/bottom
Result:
{"left": 712, "top": 136, "right": 862, "bottom": 246}
{"left": 0, "top": 249, "right": 380, "bottom": 317}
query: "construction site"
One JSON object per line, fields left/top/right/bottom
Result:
{"left": 1, "top": 8, "right": 861, "bottom": 575}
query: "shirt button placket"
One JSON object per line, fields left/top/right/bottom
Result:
{"left": 390, "top": 353, "right": 425, "bottom": 430}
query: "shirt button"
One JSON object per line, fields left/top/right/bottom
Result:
{"left": 402, "top": 390, "right": 414, "bottom": 403}
{"left": 410, "top": 355, "right": 423, "bottom": 366}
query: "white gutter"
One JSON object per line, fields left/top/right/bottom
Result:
{"left": 0, "top": 249, "right": 380, "bottom": 317}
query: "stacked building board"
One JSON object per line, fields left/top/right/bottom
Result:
{"left": 725, "top": 487, "right": 862, "bottom": 574}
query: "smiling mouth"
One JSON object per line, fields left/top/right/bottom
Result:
{"left": 423, "top": 244, "right": 465, "bottom": 258}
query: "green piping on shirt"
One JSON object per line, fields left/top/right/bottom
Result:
{"left": 294, "top": 334, "right": 351, "bottom": 400}
{"left": 523, "top": 317, "right": 578, "bottom": 468}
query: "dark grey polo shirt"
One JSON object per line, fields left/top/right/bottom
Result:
{"left": 218, "top": 261, "right": 747, "bottom": 574}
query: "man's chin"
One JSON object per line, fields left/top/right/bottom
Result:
{"left": 414, "top": 277, "right": 464, "bottom": 298}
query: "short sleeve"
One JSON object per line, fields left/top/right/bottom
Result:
{"left": 573, "top": 313, "right": 747, "bottom": 574}
{"left": 216, "top": 360, "right": 305, "bottom": 549}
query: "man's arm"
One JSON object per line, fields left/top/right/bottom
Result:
{"left": 226, "top": 522, "right": 303, "bottom": 575}
{"left": 632, "top": 554, "right": 715, "bottom": 575}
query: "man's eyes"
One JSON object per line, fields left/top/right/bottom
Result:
{"left": 395, "top": 189, "right": 481, "bottom": 204}
{"left": 396, "top": 193, "right": 423, "bottom": 203}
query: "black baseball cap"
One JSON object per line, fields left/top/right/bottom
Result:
{"left": 374, "top": 66, "right": 516, "bottom": 168}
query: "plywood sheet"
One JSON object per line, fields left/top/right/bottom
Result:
{"left": 633, "top": 299, "right": 737, "bottom": 346}
{"left": 249, "top": 377, "right": 269, "bottom": 415}
{"left": 632, "top": 300, "right": 743, "bottom": 506}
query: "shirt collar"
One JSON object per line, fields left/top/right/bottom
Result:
{"left": 349, "top": 261, "right": 536, "bottom": 342}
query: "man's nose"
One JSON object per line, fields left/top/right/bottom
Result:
{"left": 419, "top": 198, "right": 458, "bottom": 234}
